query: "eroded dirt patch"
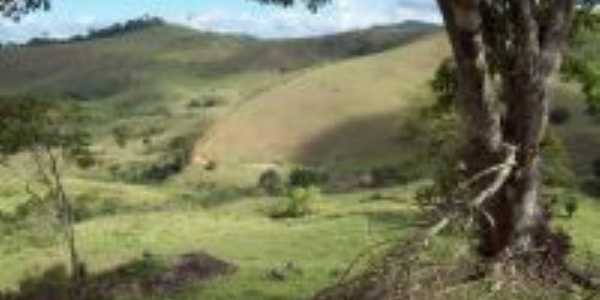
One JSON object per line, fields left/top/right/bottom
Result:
{"left": 1, "top": 251, "right": 237, "bottom": 300}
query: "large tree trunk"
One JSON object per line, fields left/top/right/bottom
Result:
{"left": 437, "top": 0, "right": 575, "bottom": 261}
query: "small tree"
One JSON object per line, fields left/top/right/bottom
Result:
{"left": 289, "top": 167, "right": 328, "bottom": 188}
{"left": 111, "top": 126, "right": 129, "bottom": 148}
{"left": 0, "top": 95, "right": 91, "bottom": 296}
{"left": 430, "top": 57, "right": 459, "bottom": 113}
{"left": 564, "top": 196, "right": 579, "bottom": 219}
{"left": 258, "top": 169, "right": 285, "bottom": 196}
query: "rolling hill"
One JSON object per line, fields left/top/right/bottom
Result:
{"left": 195, "top": 33, "right": 450, "bottom": 168}
{"left": 0, "top": 18, "right": 597, "bottom": 181}
{"left": 0, "top": 20, "right": 441, "bottom": 182}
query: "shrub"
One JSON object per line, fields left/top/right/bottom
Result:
{"left": 289, "top": 168, "right": 329, "bottom": 188}
{"left": 271, "top": 186, "right": 320, "bottom": 218}
{"left": 111, "top": 126, "right": 129, "bottom": 148}
{"left": 75, "top": 154, "right": 96, "bottom": 169}
{"left": 187, "top": 99, "right": 204, "bottom": 109}
{"left": 258, "top": 169, "right": 285, "bottom": 196}
{"left": 540, "top": 130, "right": 576, "bottom": 187}
{"left": 564, "top": 196, "right": 578, "bottom": 219}
{"left": 167, "top": 134, "right": 196, "bottom": 167}
{"left": 205, "top": 160, "right": 218, "bottom": 171}
{"left": 109, "top": 158, "right": 182, "bottom": 184}
{"left": 549, "top": 106, "right": 571, "bottom": 125}
{"left": 369, "top": 163, "right": 420, "bottom": 187}
{"left": 188, "top": 95, "right": 228, "bottom": 109}
{"left": 430, "top": 57, "right": 458, "bottom": 113}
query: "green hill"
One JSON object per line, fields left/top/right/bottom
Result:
{"left": 0, "top": 21, "right": 440, "bottom": 182}
{"left": 195, "top": 33, "right": 450, "bottom": 168}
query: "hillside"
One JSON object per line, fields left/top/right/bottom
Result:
{"left": 195, "top": 33, "right": 450, "bottom": 168}
{"left": 0, "top": 21, "right": 440, "bottom": 183}
{"left": 0, "top": 21, "right": 437, "bottom": 99}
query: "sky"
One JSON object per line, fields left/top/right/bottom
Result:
{"left": 0, "top": 0, "right": 441, "bottom": 43}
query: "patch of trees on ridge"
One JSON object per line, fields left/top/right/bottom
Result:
{"left": 23, "top": 15, "right": 166, "bottom": 47}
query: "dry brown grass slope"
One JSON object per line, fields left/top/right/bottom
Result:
{"left": 195, "top": 32, "right": 450, "bottom": 168}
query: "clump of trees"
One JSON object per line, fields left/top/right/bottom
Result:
{"left": 289, "top": 167, "right": 329, "bottom": 188}
{"left": 24, "top": 15, "right": 165, "bottom": 47}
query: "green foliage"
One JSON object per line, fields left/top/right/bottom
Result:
{"left": 258, "top": 169, "right": 285, "bottom": 196}
{"left": 271, "top": 186, "right": 320, "bottom": 218}
{"left": 188, "top": 94, "right": 228, "bottom": 109}
{"left": 0, "top": 0, "right": 50, "bottom": 20}
{"left": 564, "top": 196, "right": 579, "bottom": 219}
{"left": 25, "top": 16, "right": 166, "bottom": 47}
{"left": 0, "top": 95, "right": 91, "bottom": 158}
{"left": 289, "top": 167, "right": 329, "bottom": 188}
{"left": 562, "top": 12, "right": 600, "bottom": 115}
{"left": 110, "top": 133, "right": 197, "bottom": 183}
{"left": 412, "top": 63, "right": 464, "bottom": 209}
{"left": 167, "top": 133, "right": 197, "bottom": 168}
{"left": 111, "top": 126, "right": 130, "bottom": 148}
{"left": 252, "top": 0, "right": 331, "bottom": 12}
{"left": 540, "top": 130, "right": 577, "bottom": 188}
{"left": 565, "top": 60, "right": 600, "bottom": 115}
{"left": 369, "top": 161, "right": 423, "bottom": 188}
{"left": 429, "top": 57, "right": 458, "bottom": 114}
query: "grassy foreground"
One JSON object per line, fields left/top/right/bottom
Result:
{"left": 0, "top": 177, "right": 423, "bottom": 300}
{"left": 0, "top": 174, "right": 598, "bottom": 300}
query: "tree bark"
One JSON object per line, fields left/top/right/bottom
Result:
{"left": 437, "top": 0, "right": 576, "bottom": 261}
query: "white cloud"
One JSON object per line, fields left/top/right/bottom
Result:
{"left": 0, "top": 0, "right": 440, "bottom": 42}
{"left": 182, "top": 0, "right": 440, "bottom": 38}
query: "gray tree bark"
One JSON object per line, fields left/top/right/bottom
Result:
{"left": 436, "top": 0, "right": 576, "bottom": 260}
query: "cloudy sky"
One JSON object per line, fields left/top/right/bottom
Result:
{"left": 0, "top": 0, "right": 440, "bottom": 43}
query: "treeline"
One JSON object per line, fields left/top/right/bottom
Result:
{"left": 22, "top": 16, "right": 166, "bottom": 47}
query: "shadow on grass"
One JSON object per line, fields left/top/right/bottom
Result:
{"left": 0, "top": 251, "right": 237, "bottom": 300}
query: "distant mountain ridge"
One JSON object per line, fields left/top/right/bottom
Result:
{"left": 3, "top": 17, "right": 438, "bottom": 49}
{"left": 0, "top": 20, "right": 440, "bottom": 99}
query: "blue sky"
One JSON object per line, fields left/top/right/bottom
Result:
{"left": 0, "top": 0, "right": 440, "bottom": 42}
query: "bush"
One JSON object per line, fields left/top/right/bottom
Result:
{"left": 564, "top": 196, "right": 578, "bottom": 219}
{"left": 549, "top": 106, "right": 571, "bottom": 125}
{"left": 540, "top": 130, "right": 576, "bottom": 187}
{"left": 258, "top": 169, "right": 285, "bottom": 196}
{"left": 369, "top": 163, "right": 419, "bottom": 187}
{"left": 187, "top": 99, "right": 204, "bottom": 109}
{"left": 271, "top": 186, "right": 320, "bottom": 218}
{"left": 289, "top": 168, "right": 329, "bottom": 188}
{"left": 188, "top": 95, "right": 228, "bottom": 109}
{"left": 109, "top": 158, "right": 183, "bottom": 184}
{"left": 430, "top": 57, "right": 458, "bottom": 113}
{"left": 111, "top": 126, "right": 128, "bottom": 148}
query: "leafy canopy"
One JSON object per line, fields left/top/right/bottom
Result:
{"left": 251, "top": 0, "right": 330, "bottom": 12}
{"left": 0, "top": 95, "right": 91, "bottom": 161}
{"left": 0, "top": 0, "right": 50, "bottom": 20}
